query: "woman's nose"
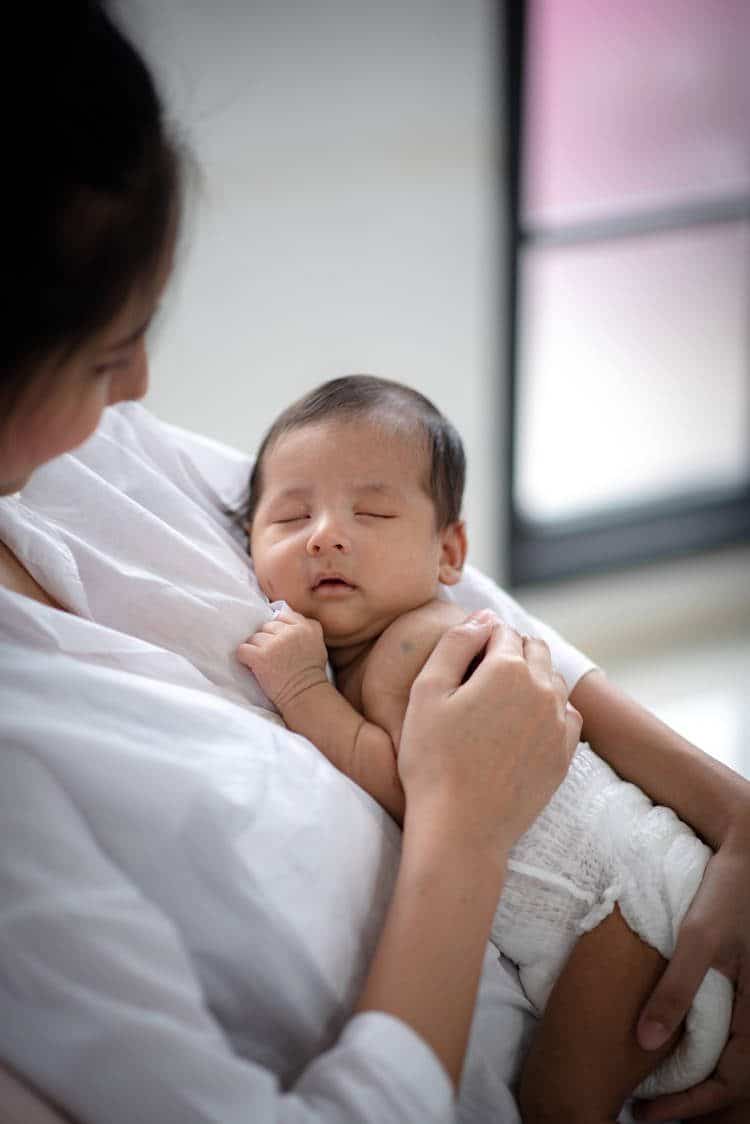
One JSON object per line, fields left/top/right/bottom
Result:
{"left": 305, "top": 517, "right": 350, "bottom": 556}
{"left": 108, "top": 343, "right": 149, "bottom": 405}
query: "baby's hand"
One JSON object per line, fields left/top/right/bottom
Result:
{"left": 237, "top": 604, "right": 329, "bottom": 711}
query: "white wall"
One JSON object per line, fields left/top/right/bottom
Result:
{"left": 118, "top": 0, "right": 506, "bottom": 579}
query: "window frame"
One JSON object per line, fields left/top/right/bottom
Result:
{"left": 502, "top": 1, "right": 750, "bottom": 586}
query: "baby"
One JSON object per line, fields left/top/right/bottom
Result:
{"left": 237, "top": 374, "right": 733, "bottom": 1123}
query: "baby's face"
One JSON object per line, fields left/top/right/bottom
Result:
{"left": 249, "top": 417, "right": 462, "bottom": 649}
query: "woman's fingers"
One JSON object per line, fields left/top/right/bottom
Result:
{"left": 634, "top": 833, "right": 750, "bottom": 1117}
{"left": 518, "top": 637, "right": 581, "bottom": 752}
{"left": 637, "top": 924, "right": 711, "bottom": 1052}
{"left": 484, "top": 615, "right": 524, "bottom": 656}
{"left": 468, "top": 630, "right": 580, "bottom": 751}
{"left": 521, "top": 633, "right": 554, "bottom": 676}
{"left": 470, "top": 628, "right": 553, "bottom": 692}
{"left": 412, "top": 610, "right": 497, "bottom": 696}
{"left": 564, "top": 702, "right": 584, "bottom": 755}
{"left": 401, "top": 611, "right": 577, "bottom": 857}
{"left": 633, "top": 1077, "right": 729, "bottom": 1122}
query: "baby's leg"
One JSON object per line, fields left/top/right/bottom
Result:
{"left": 518, "top": 905, "right": 680, "bottom": 1124}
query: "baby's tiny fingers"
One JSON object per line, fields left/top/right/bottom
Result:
{"left": 261, "top": 619, "right": 289, "bottom": 635}
{"left": 273, "top": 603, "right": 305, "bottom": 625}
{"left": 247, "top": 630, "right": 274, "bottom": 648}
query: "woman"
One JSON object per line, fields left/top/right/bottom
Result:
{"left": 0, "top": 4, "right": 575, "bottom": 1121}
{"left": 0, "top": 4, "right": 747, "bottom": 1123}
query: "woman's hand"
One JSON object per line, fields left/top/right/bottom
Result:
{"left": 397, "top": 610, "right": 582, "bottom": 858}
{"left": 358, "top": 610, "right": 581, "bottom": 1087}
{"left": 237, "top": 605, "right": 328, "bottom": 710}
{"left": 634, "top": 810, "right": 750, "bottom": 1121}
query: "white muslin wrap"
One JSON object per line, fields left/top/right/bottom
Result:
{"left": 492, "top": 744, "right": 733, "bottom": 1098}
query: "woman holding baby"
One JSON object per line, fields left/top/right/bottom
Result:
{"left": 0, "top": 4, "right": 748, "bottom": 1122}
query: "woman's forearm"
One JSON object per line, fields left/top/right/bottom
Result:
{"left": 356, "top": 810, "right": 507, "bottom": 1088}
{"left": 571, "top": 670, "right": 750, "bottom": 848}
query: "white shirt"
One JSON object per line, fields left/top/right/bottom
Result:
{"left": 0, "top": 404, "right": 595, "bottom": 1124}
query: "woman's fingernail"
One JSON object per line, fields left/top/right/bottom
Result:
{"left": 639, "top": 1018, "right": 670, "bottom": 1050}
{"left": 466, "top": 609, "right": 494, "bottom": 627}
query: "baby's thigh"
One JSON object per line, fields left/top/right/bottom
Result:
{"left": 460, "top": 943, "right": 681, "bottom": 1124}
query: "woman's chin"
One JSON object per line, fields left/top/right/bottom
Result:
{"left": 0, "top": 471, "right": 32, "bottom": 496}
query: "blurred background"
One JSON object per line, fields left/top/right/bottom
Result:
{"left": 118, "top": 0, "right": 749, "bottom": 777}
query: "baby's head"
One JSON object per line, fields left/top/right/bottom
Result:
{"left": 244, "top": 375, "right": 468, "bottom": 650}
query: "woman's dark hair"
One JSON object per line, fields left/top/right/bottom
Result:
{"left": 2, "top": 1, "right": 182, "bottom": 408}
{"left": 243, "top": 375, "right": 466, "bottom": 530}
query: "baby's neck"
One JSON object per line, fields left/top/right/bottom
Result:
{"left": 327, "top": 636, "right": 378, "bottom": 712}
{"left": 327, "top": 635, "right": 376, "bottom": 675}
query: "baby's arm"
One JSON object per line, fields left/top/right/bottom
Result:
{"left": 237, "top": 606, "right": 405, "bottom": 822}
{"left": 519, "top": 905, "right": 678, "bottom": 1124}
{"left": 570, "top": 669, "right": 745, "bottom": 851}
{"left": 562, "top": 672, "right": 750, "bottom": 1117}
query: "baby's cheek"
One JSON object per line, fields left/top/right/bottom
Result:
{"left": 249, "top": 557, "right": 274, "bottom": 601}
{"left": 261, "top": 563, "right": 302, "bottom": 608}
{"left": 252, "top": 543, "right": 287, "bottom": 597}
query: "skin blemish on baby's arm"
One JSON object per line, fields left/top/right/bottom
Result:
{"left": 400, "top": 640, "right": 416, "bottom": 655}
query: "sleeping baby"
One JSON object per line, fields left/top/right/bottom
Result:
{"left": 236, "top": 374, "right": 733, "bottom": 1123}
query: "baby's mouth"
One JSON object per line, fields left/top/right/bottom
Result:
{"left": 312, "top": 575, "right": 355, "bottom": 591}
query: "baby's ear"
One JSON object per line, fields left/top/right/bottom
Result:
{"left": 438, "top": 520, "right": 467, "bottom": 586}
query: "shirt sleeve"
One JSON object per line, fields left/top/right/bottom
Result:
{"left": 447, "top": 563, "right": 598, "bottom": 692}
{"left": 0, "top": 749, "right": 454, "bottom": 1124}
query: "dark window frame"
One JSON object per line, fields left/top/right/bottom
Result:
{"left": 502, "top": 1, "right": 750, "bottom": 587}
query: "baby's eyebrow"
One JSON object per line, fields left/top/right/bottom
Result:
{"left": 272, "top": 487, "right": 311, "bottom": 502}
{"left": 268, "top": 482, "right": 401, "bottom": 503}
{"left": 354, "top": 482, "right": 399, "bottom": 496}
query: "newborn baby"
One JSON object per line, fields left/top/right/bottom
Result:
{"left": 237, "top": 374, "right": 733, "bottom": 1123}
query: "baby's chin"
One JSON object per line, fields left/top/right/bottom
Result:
{"left": 320, "top": 613, "right": 399, "bottom": 653}
{"left": 319, "top": 621, "right": 375, "bottom": 648}
{"left": 278, "top": 593, "right": 401, "bottom": 650}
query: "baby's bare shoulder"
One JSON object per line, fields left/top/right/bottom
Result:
{"left": 359, "top": 600, "right": 470, "bottom": 746}
{"left": 366, "top": 599, "right": 469, "bottom": 687}
{"left": 378, "top": 599, "right": 468, "bottom": 655}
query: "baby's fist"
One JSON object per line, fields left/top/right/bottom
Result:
{"left": 237, "top": 605, "right": 328, "bottom": 711}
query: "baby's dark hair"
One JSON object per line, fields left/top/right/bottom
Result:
{"left": 2, "top": 1, "right": 182, "bottom": 411}
{"left": 243, "top": 375, "right": 466, "bottom": 530}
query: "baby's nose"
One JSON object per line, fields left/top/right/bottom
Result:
{"left": 306, "top": 518, "right": 350, "bottom": 555}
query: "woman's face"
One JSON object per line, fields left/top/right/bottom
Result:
{"left": 0, "top": 265, "right": 170, "bottom": 496}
